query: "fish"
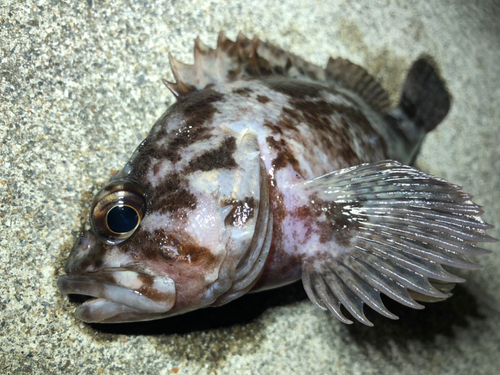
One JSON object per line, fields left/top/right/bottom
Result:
{"left": 57, "top": 32, "right": 497, "bottom": 326}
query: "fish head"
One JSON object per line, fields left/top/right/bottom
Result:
{"left": 58, "top": 118, "right": 271, "bottom": 323}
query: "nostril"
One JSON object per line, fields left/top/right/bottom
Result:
{"left": 78, "top": 237, "right": 91, "bottom": 251}
{"left": 76, "top": 232, "right": 94, "bottom": 251}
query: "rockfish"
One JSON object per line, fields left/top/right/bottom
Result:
{"left": 58, "top": 32, "right": 496, "bottom": 326}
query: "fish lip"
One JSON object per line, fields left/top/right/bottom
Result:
{"left": 57, "top": 271, "right": 176, "bottom": 323}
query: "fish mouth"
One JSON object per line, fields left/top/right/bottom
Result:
{"left": 57, "top": 270, "right": 176, "bottom": 323}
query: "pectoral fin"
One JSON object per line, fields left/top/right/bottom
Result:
{"left": 294, "top": 161, "right": 496, "bottom": 326}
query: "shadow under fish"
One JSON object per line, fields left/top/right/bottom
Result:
{"left": 58, "top": 32, "right": 497, "bottom": 327}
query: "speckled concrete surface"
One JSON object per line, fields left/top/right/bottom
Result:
{"left": 1, "top": 0, "right": 499, "bottom": 374}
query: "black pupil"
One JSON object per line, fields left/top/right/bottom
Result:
{"left": 107, "top": 206, "right": 139, "bottom": 233}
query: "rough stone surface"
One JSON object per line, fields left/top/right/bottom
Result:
{"left": 1, "top": 1, "right": 499, "bottom": 374}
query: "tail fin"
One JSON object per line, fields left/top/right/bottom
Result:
{"left": 387, "top": 58, "right": 452, "bottom": 164}
{"left": 399, "top": 57, "right": 451, "bottom": 131}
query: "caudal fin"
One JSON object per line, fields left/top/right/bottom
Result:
{"left": 399, "top": 57, "right": 451, "bottom": 132}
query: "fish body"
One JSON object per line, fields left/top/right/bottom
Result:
{"left": 58, "top": 33, "right": 496, "bottom": 325}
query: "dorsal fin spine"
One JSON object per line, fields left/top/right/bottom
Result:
{"left": 165, "top": 33, "right": 391, "bottom": 113}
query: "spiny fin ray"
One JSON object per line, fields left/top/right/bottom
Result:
{"left": 299, "top": 160, "right": 496, "bottom": 325}
{"left": 165, "top": 32, "right": 390, "bottom": 112}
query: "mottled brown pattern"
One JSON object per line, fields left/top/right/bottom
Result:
{"left": 232, "top": 87, "right": 254, "bottom": 96}
{"left": 291, "top": 99, "right": 336, "bottom": 119}
{"left": 309, "top": 194, "right": 362, "bottom": 246}
{"left": 148, "top": 172, "right": 197, "bottom": 214}
{"left": 251, "top": 184, "right": 300, "bottom": 290}
{"left": 256, "top": 95, "right": 271, "bottom": 104}
{"left": 290, "top": 205, "right": 316, "bottom": 243}
{"left": 186, "top": 136, "right": 238, "bottom": 173}
{"left": 263, "top": 112, "right": 300, "bottom": 136}
{"left": 128, "top": 89, "right": 224, "bottom": 179}
{"left": 262, "top": 119, "right": 282, "bottom": 135}
{"left": 122, "top": 228, "right": 216, "bottom": 268}
{"left": 333, "top": 104, "right": 378, "bottom": 134}
{"left": 136, "top": 273, "right": 169, "bottom": 302}
{"left": 180, "top": 89, "right": 225, "bottom": 127}
{"left": 289, "top": 100, "right": 362, "bottom": 160}
{"left": 93, "top": 271, "right": 118, "bottom": 286}
{"left": 163, "top": 125, "right": 213, "bottom": 164}
{"left": 259, "top": 76, "right": 388, "bottom": 175}
{"left": 222, "top": 197, "right": 256, "bottom": 227}
{"left": 121, "top": 228, "right": 171, "bottom": 258}
{"left": 284, "top": 99, "right": 382, "bottom": 166}
{"left": 266, "top": 136, "right": 301, "bottom": 173}
{"left": 127, "top": 138, "right": 169, "bottom": 180}
{"left": 182, "top": 242, "right": 216, "bottom": 265}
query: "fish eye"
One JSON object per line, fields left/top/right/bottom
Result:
{"left": 106, "top": 205, "right": 140, "bottom": 234}
{"left": 90, "top": 180, "right": 146, "bottom": 245}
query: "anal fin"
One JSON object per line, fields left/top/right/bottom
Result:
{"left": 294, "top": 161, "right": 496, "bottom": 326}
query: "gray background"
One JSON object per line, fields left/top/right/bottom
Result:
{"left": 1, "top": 0, "right": 499, "bottom": 374}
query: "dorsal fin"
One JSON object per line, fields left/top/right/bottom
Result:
{"left": 326, "top": 57, "right": 391, "bottom": 113}
{"left": 165, "top": 32, "right": 391, "bottom": 113}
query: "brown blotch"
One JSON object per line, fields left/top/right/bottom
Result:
{"left": 127, "top": 89, "right": 224, "bottom": 179}
{"left": 127, "top": 138, "right": 168, "bottom": 180}
{"left": 93, "top": 270, "right": 118, "bottom": 286}
{"left": 290, "top": 205, "right": 316, "bottom": 243}
{"left": 180, "top": 89, "right": 225, "bottom": 128}
{"left": 182, "top": 243, "right": 216, "bottom": 264}
{"left": 308, "top": 195, "right": 362, "bottom": 246}
{"left": 152, "top": 161, "right": 162, "bottom": 176}
{"left": 121, "top": 228, "right": 216, "bottom": 268}
{"left": 256, "top": 95, "right": 271, "bottom": 104}
{"left": 287, "top": 98, "right": 383, "bottom": 165}
{"left": 162, "top": 89, "right": 225, "bottom": 163}
{"left": 222, "top": 197, "right": 256, "bottom": 227}
{"left": 137, "top": 273, "right": 154, "bottom": 288}
{"left": 291, "top": 99, "right": 336, "bottom": 119}
{"left": 232, "top": 87, "right": 254, "bottom": 96}
{"left": 290, "top": 194, "right": 363, "bottom": 247}
{"left": 156, "top": 231, "right": 216, "bottom": 266}
{"left": 288, "top": 99, "right": 346, "bottom": 138}
{"left": 269, "top": 187, "right": 287, "bottom": 258}
{"left": 121, "top": 228, "right": 170, "bottom": 257}
{"left": 263, "top": 109, "right": 301, "bottom": 135}
{"left": 186, "top": 136, "right": 238, "bottom": 173}
{"left": 163, "top": 125, "right": 213, "bottom": 164}
{"left": 136, "top": 274, "right": 166, "bottom": 302}
{"left": 266, "top": 136, "right": 300, "bottom": 172}
{"left": 148, "top": 172, "right": 197, "bottom": 214}
{"left": 263, "top": 119, "right": 282, "bottom": 135}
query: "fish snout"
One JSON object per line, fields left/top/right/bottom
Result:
{"left": 63, "top": 229, "right": 103, "bottom": 274}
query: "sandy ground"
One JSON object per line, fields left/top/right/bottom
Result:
{"left": 1, "top": 0, "right": 499, "bottom": 374}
